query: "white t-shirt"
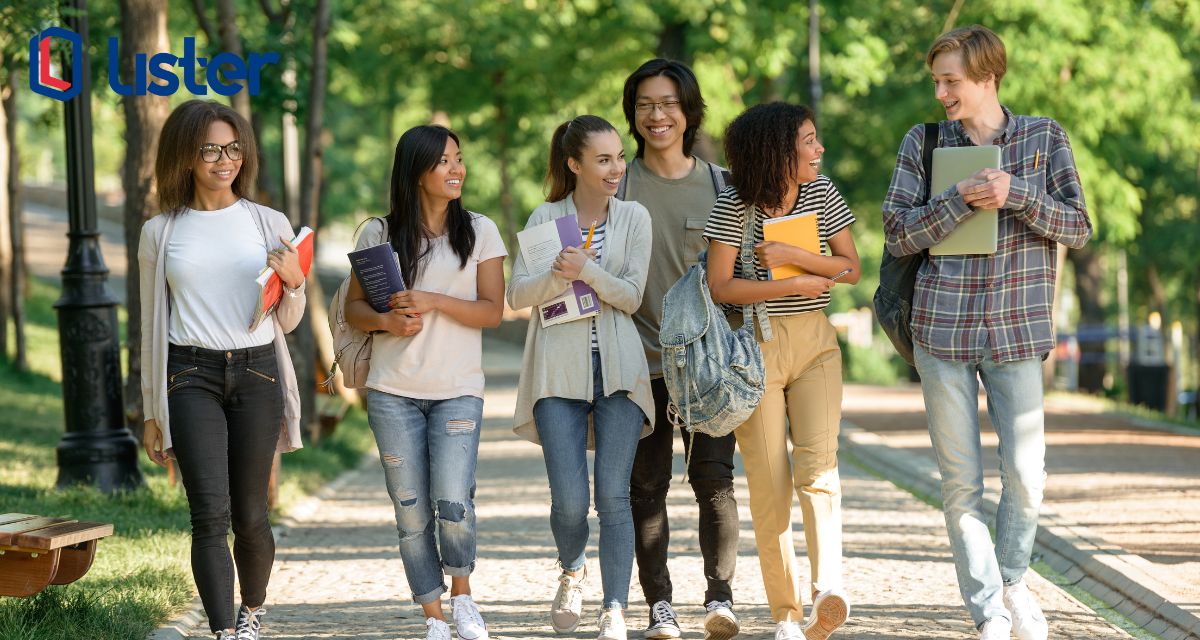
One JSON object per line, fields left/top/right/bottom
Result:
{"left": 360, "top": 213, "right": 507, "bottom": 400}
{"left": 166, "top": 200, "right": 277, "bottom": 349}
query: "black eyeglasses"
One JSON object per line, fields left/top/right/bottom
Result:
{"left": 199, "top": 141, "right": 243, "bottom": 163}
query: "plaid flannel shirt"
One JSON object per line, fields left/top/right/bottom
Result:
{"left": 882, "top": 106, "right": 1092, "bottom": 363}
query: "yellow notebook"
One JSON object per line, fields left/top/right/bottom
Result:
{"left": 761, "top": 211, "right": 819, "bottom": 279}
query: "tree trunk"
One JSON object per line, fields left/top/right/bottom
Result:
{"left": 119, "top": 0, "right": 171, "bottom": 432}
{"left": 492, "top": 77, "right": 517, "bottom": 265}
{"left": 1068, "top": 246, "right": 1106, "bottom": 393}
{"left": 656, "top": 20, "right": 689, "bottom": 64}
{"left": 216, "top": 0, "right": 252, "bottom": 124}
{"left": 290, "top": 0, "right": 333, "bottom": 440}
{"left": 808, "top": 0, "right": 822, "bottom": 124}
{"left": 4, "top": 62, "right": 25, "bottom": 370}
{"left": 0, "top": 53, "right": 11, "bottom": 363}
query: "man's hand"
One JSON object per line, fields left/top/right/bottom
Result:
{"left": 958, "top": 168, "right": 1012, "bottom": 210}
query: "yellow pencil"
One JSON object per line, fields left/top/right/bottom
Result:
{"left": 1034, "top": 149, "right": 1040, "bottom": 170}
{"left": 583, "top": 221, "right": 597, "bottom": 249}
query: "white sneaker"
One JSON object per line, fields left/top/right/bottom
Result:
{"left": 643, "top": 600, "right": 681, "bottom": 638}
{"left": 702, "top": 600, "right": 739, "bottom": 640}
{"left": 451, "top": 594, "right": 488, "bottom": 640}
{"left": 1003, "top": 580, "right": 1048, "bottom": 640}
{"left": 979, "top": 617, "right": 1012, "bottom": 640}
{"left": 598, "top": 608, "right": 628, "bottom": 640}
{"left": 802, "top": 590, "right": 849, "bottom": 639}
{"left": 774, "top": 620, "right": 805, "bottom": 640}
{"left": 426, "top": 617, "right": 453, "bottom": 640}
{"left": 551, "top": 567, "right": 586, "bottom": 633}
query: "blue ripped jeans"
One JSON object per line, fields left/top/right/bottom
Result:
{"left": 366, "top": 391, "right": 484, "bottom": 604}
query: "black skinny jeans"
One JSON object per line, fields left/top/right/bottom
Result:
{"left": 630, "top": 377, "right": 739, "bottom": 605}
{"left": 167, "top": 343, "right": 282, "bottom": 632}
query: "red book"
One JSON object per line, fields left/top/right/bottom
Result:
{"left": 249, "top": 226, "right": 314, "bottom": 331}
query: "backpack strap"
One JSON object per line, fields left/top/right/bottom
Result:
{"left": 739, "top": 204, "right": 773, "bottom": 342}
{"left": 708, "top": 162, "right": 731, "bottom": 196}
{"left": 922, "top": 122, "right": 938, "bottom": 202}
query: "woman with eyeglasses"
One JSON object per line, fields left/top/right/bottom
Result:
{"left": 139, "top": 99, "right": 307, "bottom": 640}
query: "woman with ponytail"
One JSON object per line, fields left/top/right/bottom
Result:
{"left": 507, "top": 116, "right": 653, "bottom": 640}
{"left": 343, "top": 125, "right": 507, "bottom": 640}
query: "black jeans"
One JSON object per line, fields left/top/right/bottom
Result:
{"left": 629, "top": 377, "right": 739, "bottom": 605}
{"left": 167, "top": 343, "right": 282, "bottom": 632}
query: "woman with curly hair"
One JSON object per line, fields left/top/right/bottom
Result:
{"left": 702, "top": 102, "right": 860, "bottom": 640}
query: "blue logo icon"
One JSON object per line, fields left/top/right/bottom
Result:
{"left": 29, "top": 27, "right": 83, "bottom": 101}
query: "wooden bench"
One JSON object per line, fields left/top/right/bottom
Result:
{"left": 0, "top": 513, "right": 113, "bottom": 597}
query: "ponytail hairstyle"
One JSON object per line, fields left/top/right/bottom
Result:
{"left": 387, "top": 125, "right": 476, "bottom": 288}
{"left": 544, "top": 115, "right": 619, "bottom": 202}
{"left": 723, "top": 102, "right": 815, "bottom": 211}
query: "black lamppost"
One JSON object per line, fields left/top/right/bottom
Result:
{"left": 54, "top": 0, "right": 143, "bottom": 492}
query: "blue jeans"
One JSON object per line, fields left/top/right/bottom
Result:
{"left": 366, "top": 391, "right": 484, "bottom": 604}
{"left": 533, "top": 352, "right": 644, "bottom": 610}
{"left": 914, "top": 343, "right": 1046, "bottom": 628}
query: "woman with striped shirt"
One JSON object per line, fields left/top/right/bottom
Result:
{"left": 703, "top": 103, "right": 860, "bottom": 640}
{"left": 507, "top": 115, "right": 653, "bottom": 640}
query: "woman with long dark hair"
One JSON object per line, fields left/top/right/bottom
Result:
{"left": 343, "top": 125, "right": 506, "bottom": 640}
{"left": 139, "top": 99, "right": 307, "bottom": 640}
{"left": 703, "top": 103, "right": 860, "bottom": 640}
{"left": 507, "top": 115, "right": 653, "bottom": 640}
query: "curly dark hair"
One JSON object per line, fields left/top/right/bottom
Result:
{"left": 723, "top": 102, "right": 815, "bottom": 211}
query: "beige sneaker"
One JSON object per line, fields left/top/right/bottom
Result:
{"left": 551, "top": 567, "right": 586, "bottom": 633}
{"left": 802, "top": 590, "right": 849, "bottom": 640}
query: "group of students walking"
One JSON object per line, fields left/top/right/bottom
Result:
{"left": 139, "top": 24, "right": 1089, "bottom": 640}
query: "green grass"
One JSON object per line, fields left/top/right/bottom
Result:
{"left": 1, "top": 278, "right": 374, "bottom": 640}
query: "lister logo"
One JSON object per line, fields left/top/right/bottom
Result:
{"left": 29, "top": 27, "right": 280, "bottom": 101}
{"left": 30, "top": 27, "right": 83, "bottom": 101}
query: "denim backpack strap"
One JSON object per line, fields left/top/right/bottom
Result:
{"left": 739, "top": 204, "right": 773, "bottom": 342}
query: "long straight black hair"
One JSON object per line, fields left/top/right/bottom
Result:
{"left": 387, "top": 125, "right": 476, "bottom": 287}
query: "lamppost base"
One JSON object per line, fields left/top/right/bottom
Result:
{"left": 55, "top": 429, "right": 144, "bottom": 492}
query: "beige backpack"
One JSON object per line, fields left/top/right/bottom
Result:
{"left": 326, "top": 218, "right": 386, "bottom": 389}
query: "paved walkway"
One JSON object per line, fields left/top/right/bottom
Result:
{"left": 168, "top": 342, "right": 1128, "bottom": 639}
{"left": 842, "top": 383, "right": 1200, "bottom": 625}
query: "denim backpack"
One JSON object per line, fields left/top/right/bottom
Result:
{"left": 874, "top": 122, "right": 937, "bottom": 365}
{"left": 659, "top": 203, "right": 771, "bottom": 438}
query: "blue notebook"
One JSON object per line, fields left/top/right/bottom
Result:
{"left": 348, "top": 242, "right": 406, "bottom": 313}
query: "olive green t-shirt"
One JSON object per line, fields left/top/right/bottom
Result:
{"left": 626, "top": 157, "right": 721, "bottom": 377}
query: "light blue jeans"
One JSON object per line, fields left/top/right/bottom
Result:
{"left": 366, "top": 391, "right": 484, "bottom": 604}
{"left": 533, "top": 352, "right": 644, "bottom": 611}
{"left": 914, "top": 343, "right": 1046, "bottom": 628}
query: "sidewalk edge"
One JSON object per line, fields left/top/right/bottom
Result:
{"left": 840, "top": 421, "right": 1200, "bottom": 640}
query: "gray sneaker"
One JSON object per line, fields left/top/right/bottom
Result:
{"left": 234, "top": 605, "right": 265, "bottom": 640}
{"left": 551, "top": 566, "right": 586, "bottom": 633}
{"left": 643, "top": 600, "right": 681, "bottom": 638}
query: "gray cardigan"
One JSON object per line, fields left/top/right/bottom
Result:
{"left": 507, "top": 195, "right": 654, "bottom": 447}
{"left": 138, "top": 202, "right": 306, "bottom": 457}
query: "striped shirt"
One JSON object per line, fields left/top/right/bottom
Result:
{"left": 703, "top": 176, "right": 856, "bottom": 315}
{"left": 882, "top": 106, "right": 1091, "bottom": 363}
{"left": 583, "top": 222, "right": 606, "bottom": 351}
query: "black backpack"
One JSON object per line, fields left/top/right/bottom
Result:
{"left": 874, "top": 122, "right": 938, "bottom": 365}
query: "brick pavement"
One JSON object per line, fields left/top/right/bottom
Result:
{"left": 173, "top": 374, "right": 1130, "bottom": 639}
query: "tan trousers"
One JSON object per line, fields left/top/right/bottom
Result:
{"left": 733, "top": 311, "right": 843, "bottom": 623}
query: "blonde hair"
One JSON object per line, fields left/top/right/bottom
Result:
{"left": 926, "top": 24, "right": 1007, "bottom": 90}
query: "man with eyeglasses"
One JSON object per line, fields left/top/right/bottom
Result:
{"left": 619, "top": 59, "right": 739, "bottom": 640}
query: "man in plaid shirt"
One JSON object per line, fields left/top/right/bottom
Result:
{"left": 882, "top": 25, "right": 1091, "bottom": 640}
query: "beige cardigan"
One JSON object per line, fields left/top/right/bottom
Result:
{"left": 138, "top": 201, "right": 306, "bottom": 457}
{"left": 506, "top": 195, "right": 654, "bottom": 448}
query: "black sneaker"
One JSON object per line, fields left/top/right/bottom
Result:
{"left": 643, "top": 600, "right": 681, "bottom": 639}
{"left": 234, "top": 604, "right": 266, "bottom": 640}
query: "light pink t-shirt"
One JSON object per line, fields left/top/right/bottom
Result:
{"left": 358, "top": 213, "right": 507, "bottom": 399}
